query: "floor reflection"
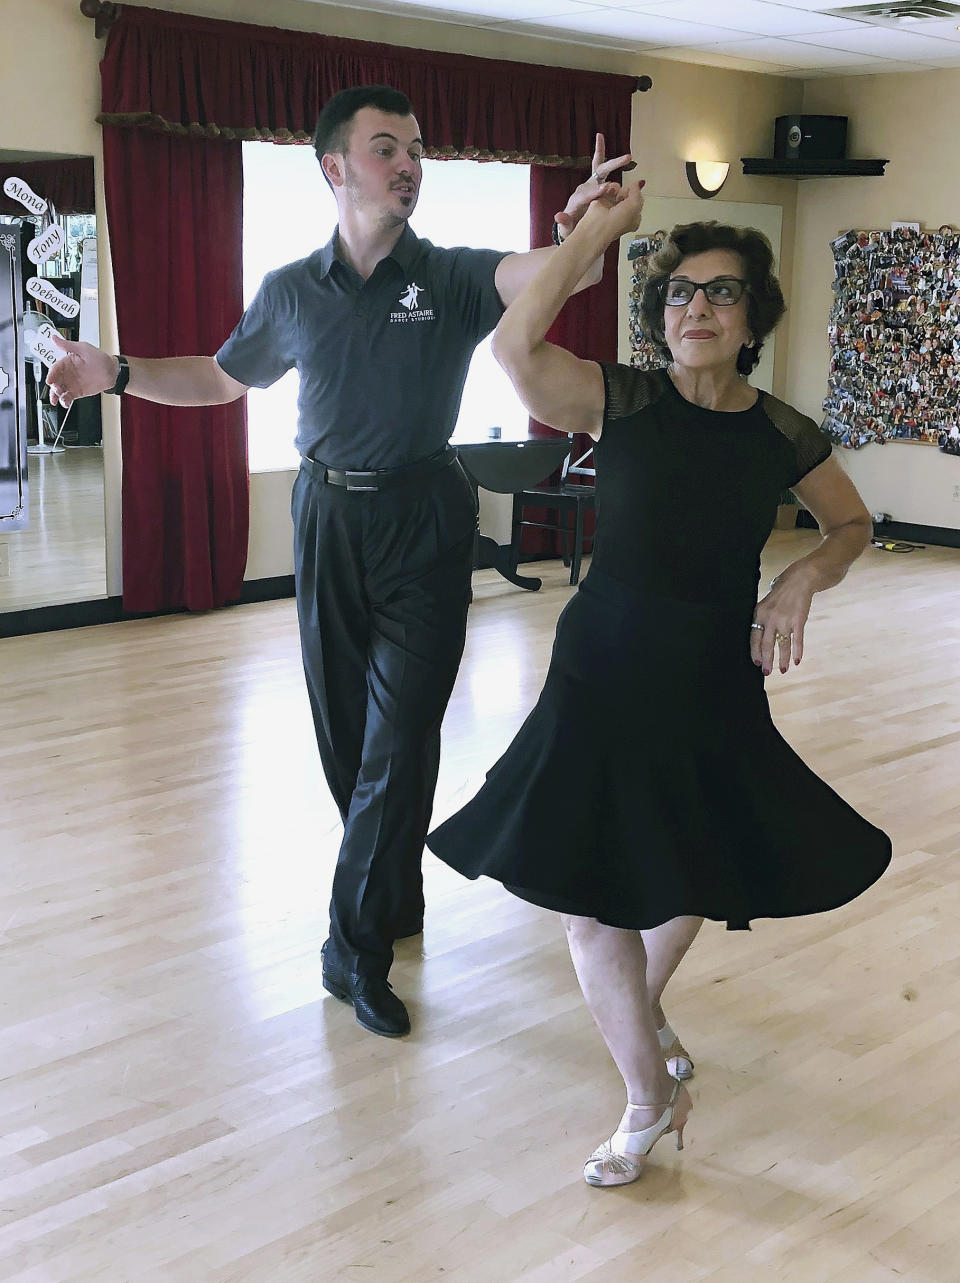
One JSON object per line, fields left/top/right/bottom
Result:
{"left": 0, "top": 444, "right": 106, "bottom": 611}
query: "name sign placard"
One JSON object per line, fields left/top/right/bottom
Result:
{"left": 29, "top": 321, "right": 62, "bottom": 367}
{"left": 27, "top": 224, "right": 65, "bottom": 266}
{"left": 26, "top": 276, "right": 80, "bottom": 319}
{"left": 3, "top": 176, "right": 47, "bottom": 218}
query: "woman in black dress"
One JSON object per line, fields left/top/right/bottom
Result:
{"left": 428, "top": 184, "right": 891, "bottom": 1187}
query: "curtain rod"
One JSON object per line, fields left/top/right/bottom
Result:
{"left": 80, "top": 1, "right": 120, "bottom": 38}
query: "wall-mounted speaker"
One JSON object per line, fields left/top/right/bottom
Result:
{"left": 774, "top": 115, "right": 848, "bottom": 161}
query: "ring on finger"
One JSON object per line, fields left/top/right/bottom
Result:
{"left": 749, "top": 622, "right": 764, "bottom": 632}
{"left": 592, "top": 170, "right": 604, "bottom": 183}
{"left": 775, "top": 632, "right": 791, "bottom": 642}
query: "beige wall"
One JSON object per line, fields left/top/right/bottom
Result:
{"left": 4, "top": 0, "right": 807, "bottom": 590}
{"left": 623, "top": 60, "right": 801, "bottom": 396}
{"left": 789, "top": 70, "right": 960, "bottom": 530}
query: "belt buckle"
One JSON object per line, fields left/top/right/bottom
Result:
{"left": 344, "top": 470, "right": 378, "bottom": 492}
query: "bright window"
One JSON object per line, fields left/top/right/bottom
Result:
{"left": 240, "top": 143, "right": 530, "bottom": 472}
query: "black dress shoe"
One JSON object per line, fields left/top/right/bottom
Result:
{"left": 323, "top": 967, "right": 411, "bottom": 1038}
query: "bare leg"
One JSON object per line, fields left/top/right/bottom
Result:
{"left": 641, "top": 916, "right": 703, "bottom": 1025}
{"left": 562, "top": 914, "right": 674, "bottom": 1105}
{"left": 563, "top": 914, "right": 693, "bottom": 1186}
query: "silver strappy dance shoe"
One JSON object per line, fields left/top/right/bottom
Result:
{"left": 658, "top": 1019, "right": 694, "bottom": 1081}
{"left": 583, "top": 1080, "right": 692, "bottom": 1187}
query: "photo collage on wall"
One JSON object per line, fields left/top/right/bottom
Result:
{"left": 627, "top": 233, "right": 669, "bottom": 372}
{"left": 823, "top": 225, "right": 960, "bottom": 457}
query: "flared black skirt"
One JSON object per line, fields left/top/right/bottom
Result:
{"left": 427, "top": 569, "right": 891, "bottom": 930}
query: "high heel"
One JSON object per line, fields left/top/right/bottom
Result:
{"left": 657, "top": 1018, "right": 694, "bottom": 1081}
{"left": 583, "top": 1080, "right": 692, "bottom": 1188}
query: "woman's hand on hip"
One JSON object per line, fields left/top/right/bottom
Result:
{"left": 750, "top": 564, "right": 816, "bottom": 676}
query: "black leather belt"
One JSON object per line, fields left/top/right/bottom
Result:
{"left": 300, "top": 446, "right": 457, "bottom": 492}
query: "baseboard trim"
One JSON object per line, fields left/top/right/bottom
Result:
{"left": 237, "top": 574, "right": 296, "bottom": 604}
{"left": 0, "top": 576, "right": 298, "bottom": 639}
{"left": 0, "top": 596, "right": 126, "bottom": 639}
{"left": 796, "top": 511, "right": 960, "bottom": 548}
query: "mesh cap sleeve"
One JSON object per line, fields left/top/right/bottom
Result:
{"left": 599, "top": 363, "right": 663, "bottom": 424}
{"left": 763, "top": 394, "right": 833, "bottom": 487}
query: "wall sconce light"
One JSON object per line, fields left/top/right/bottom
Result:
{"left": 685, "top": 160, "right": 730, "bottom": 199}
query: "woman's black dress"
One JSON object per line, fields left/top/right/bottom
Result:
{"left": 427, "top": 366, "right": 892, "bottom": 930}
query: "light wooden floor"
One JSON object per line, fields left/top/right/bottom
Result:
{"left": 2, "top": 532, "right": 959, "bottom": 1282}
{"left": 0, "top": 447, "right": 107, "bottom": 613}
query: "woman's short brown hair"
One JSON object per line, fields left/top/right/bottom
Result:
{"left": 639, "top": 222, "right": 785, "bottom": 375}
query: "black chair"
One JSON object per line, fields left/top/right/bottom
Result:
{"left": 509, "top": 445, "right": 595, "bottom": 585}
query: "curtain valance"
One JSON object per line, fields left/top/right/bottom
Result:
{"left": 98, "top": 6, "right": 636, "bottom": 166}
{"left": 0, "top": 158, "right": 95, "bottom": 216}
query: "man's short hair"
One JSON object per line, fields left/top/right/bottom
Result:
{"left": 313, "top": 85, "right": 415, "bottom": 170}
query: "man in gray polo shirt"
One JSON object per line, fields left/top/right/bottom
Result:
{"left": 47, "top": 84, "right": 629, "bottom": 1038}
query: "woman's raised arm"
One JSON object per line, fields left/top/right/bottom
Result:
{"left": 491, "top": 181, "right": 646, "bottom": 440}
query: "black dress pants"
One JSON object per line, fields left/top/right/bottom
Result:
{"left": 291, "top": 455, "right": 476, "bottom": 979}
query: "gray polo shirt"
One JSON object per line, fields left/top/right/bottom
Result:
{"left": 216, "top": 224, "right": 509, "bottom": 470}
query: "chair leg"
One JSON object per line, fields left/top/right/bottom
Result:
{"left": 570, "top": 502, "right": 585, "bottom": 585}
{"left": 556, "top": 507, "right": 571, "bottom": 568}
{"left": 509, "top": 493, "right": 524, "bottom": 573}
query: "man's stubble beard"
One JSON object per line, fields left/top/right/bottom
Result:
{"left": 342, "top": 160, "right": 417, "bottom": 230}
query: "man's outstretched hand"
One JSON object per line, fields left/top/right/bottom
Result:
{"left": 46, "top": 334, "right": 118, "bottom": 408}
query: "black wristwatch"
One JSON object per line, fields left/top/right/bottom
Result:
{"left": 107, "top": 355, "right": 130, "bottom": 395}
{"left": 551, "top": 220, "right": 565, "bottom": 247}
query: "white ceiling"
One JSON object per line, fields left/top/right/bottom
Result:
{"left": 304, "top": 0, "right": 960, "bottom": 77}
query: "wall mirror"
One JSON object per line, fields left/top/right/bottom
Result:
{"left": 0, "top": 151, "right": 104, "bottom": 616}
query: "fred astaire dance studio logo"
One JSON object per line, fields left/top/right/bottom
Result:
{"left": 390, "top": 282, "right": 436, "bottom": 324}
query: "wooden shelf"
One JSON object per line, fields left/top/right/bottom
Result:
{"left": 741, "top": 157, "right": 888, "bottom": 178}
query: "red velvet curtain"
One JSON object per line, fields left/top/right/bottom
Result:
{"left": 102, "top": 127, "right": 247, "bottom": 612}
{"left": 0, "top": 158, "right": 95, "bottom": 216}
{"left": 522, "top": 165, "right": 620, "bottom": 557}
{"left": 98, "top": 4, "right": 634, "bottom": 609}
{"left": 99, "top": 7, "right": 635, "bottom": 165}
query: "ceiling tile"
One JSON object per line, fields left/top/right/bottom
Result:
{"left": 650, "top": 44, "right": 796, "bottom": 72}
{"left": 693, "top": 36, "right": 882, "bottom": 65}
{"left": 860, "top": 16, "right": 960, "bottom": 45}
{"left": 764, "top": 1, "right": 867, "bottom": 9}
{"left": 803, "top": 24, "right": 960, "bottom": 56}
{"left": 304, "top": 0, "right": 608, "bottom": 20}
{"left": 500, "top": 8, "right": 761, "bottom": 42}
{"left": 632, "top": 0, "right": 867, "bottom": 37}
{"left": 480, "top": 16, "right": 649, "bottom": 49}
{"left": 808, "top": 60, "right": 933, "bottom": 74}
{"left": 298, "top": 0, "right": 960, "bottom": 75}
{"left": 454, "top": 0, "right": 610, "bottom": 18}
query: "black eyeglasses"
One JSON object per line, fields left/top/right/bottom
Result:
{"left": 661, "top": 276, "right": 748, "bottom": 307}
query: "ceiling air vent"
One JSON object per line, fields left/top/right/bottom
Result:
{"left": 825, "top": 0, "right": 960, "bottom": 20}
